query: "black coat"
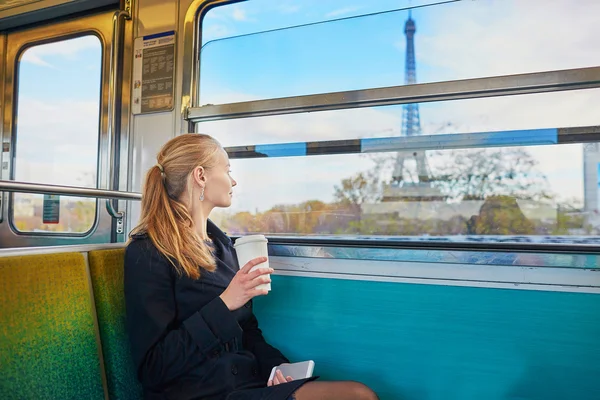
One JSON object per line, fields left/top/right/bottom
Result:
{"left": 124, "top": 220, "right": 315, "bottom": 400}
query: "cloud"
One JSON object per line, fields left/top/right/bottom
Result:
{"left": 325, "top": 6, "right": 361, "bottom": 18}
{"left": 204, "top": 7, "right": 226, "bottom": 20}
{"left": 205, "top": 5, "right": 254, "bottom": 22}
{"left": 232, "top": 6, "right": 250, "bottom": 21}
{"left": 412, "top": 0, "right": 600, "bottom": 82}
{"left": 225, "top": 154, "right": 374, "bottom": 213}
{"left": 278, "top": 4, "right": 301, "bottom": 14}
{"left": 198, "top": 89, "right": 259, "bottom": 105}
{"left": 200, "top": 99, "right": 401, "bottom": 147}
{"left": 16, "top": 159, "right": 96, "bottom": 188}
{"left": 202, "top": 24, "right": 235, "bottom": 43}
{"left": 14, "top": 97, "right": 100, "bottom": 186}
{"left": 20, "top": 53, "right": 55, "bottom": 68}
{"left": 230, "top": 5, "right": 259, "bottom": 23}
{"left": 20, "top": 35, "right": 100, "bottom": 68}
{"left": 201, "top": 4, "right": 256, "bottom": 44}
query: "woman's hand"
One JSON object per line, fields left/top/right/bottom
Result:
{"left": 267, "top": 369, "right": 293, "bottom": 387}
{"left": 219, "top": 257, "right": 272, "bottom": 311}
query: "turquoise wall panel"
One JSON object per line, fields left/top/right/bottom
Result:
{"left": 254, "top": 276, "right": 600, "bottom": 400}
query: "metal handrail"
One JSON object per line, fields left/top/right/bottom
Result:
{"left": 107, "top": 9, "right": 131, "bottom": 192}
{"left": 0, "top": 180, "right": 141, "bottom": 201}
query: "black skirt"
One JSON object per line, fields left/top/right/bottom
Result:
{"left": 225, "top": 377, "right": 319, "bottom": 400}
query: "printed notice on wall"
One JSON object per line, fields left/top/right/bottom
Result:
{"left": 42, "top": 194, "right": 60, "bottom": 224}
{"left": 132, "top": 31, "right": 175, "bottom": 114}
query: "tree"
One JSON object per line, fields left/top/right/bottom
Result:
{"left": 331, "top": 168, "right": 385, "bottom": 234}
{"left": 262, "top": 200, "right": 333, "bottom": 234}
{"left": 466, "top": 195, "right": 536, "bottom": 235}
{"left": 551, "top": 197, "right": 594, "bottom": 235}
{"left": 333, "top": 171, "right": 383, "bottom": 215}
{"left": 428, "top": 147, "right": 551, "bottom": 202}
{"left": 221, "top": 211, "right": 265, "bottom": 234}
{"left": 332, "top": 147, "right": 555, "bottom": 236}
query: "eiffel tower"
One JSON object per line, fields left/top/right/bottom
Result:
{"left": 382, "top": 11, "right": 445, "bottom": 202}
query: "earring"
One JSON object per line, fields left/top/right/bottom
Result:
{"left": 200, "top": 187, "right": 205, "bottom": 201}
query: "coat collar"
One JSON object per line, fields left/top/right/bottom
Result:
{"left": 206, "top": 219, "right": 233, "bottom": 248}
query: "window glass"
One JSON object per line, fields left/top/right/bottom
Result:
{"left": 200, "top": 0, "right": 600, "bottom": 104}
{"left": 209, "top": 142, "right": 600, "bottom": 243}
{"left": 12, "top": 35, "right": 101, "bottom": 234}
{"left": 198, "top": 89, "right": 600, "bottom": 147}
{"left": 200, "top": 89, "right": 600, "bottom": 243}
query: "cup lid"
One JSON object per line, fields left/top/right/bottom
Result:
{"left": 233, "top": 234, "right": 268, "bottom": 247}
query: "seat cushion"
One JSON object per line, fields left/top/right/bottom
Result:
{"left": 0, "top": 252, "right": 105, "bottom": 400}
{"left": 89, "top": 248, "right": 143, "bottom": 400}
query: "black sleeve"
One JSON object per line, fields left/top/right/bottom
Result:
{"left": 124, "top": 241, "right": 242, "bottom": 389}
{"left": 241, "top": 309, "right": 290, "bottom": 382}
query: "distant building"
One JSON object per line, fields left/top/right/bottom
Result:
{"left": 383, "top": 12, "right": 446, "bottom": 203}
{"left": 583, "top": 143, "right": 600, "bottom": 228}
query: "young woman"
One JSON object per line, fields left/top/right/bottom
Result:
{"left": 124, "top": 134, "right": 378, "bottom": 400}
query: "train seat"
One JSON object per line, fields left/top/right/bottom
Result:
{"left": 89, "top": 248, "right": 142, "bottom": 400}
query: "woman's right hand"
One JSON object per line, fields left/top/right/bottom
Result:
{"left": 219, "top": 257, "right": 273, "bottom": 311}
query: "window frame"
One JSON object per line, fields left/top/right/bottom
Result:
{"left": 1, "top": 13, "right": 115, "bottom": 239}
{"left": 9, "top": 32, "right": 104, "bottom": 237}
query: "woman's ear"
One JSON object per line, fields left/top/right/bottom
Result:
{"left": 192, "top": 166, "right": 206, "bottom": 187}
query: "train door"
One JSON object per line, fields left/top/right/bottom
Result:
{"left": 0, "top": 9, "right": 130, "bottom": 248}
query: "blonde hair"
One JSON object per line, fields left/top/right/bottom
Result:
{"left": 130, "top": 133, "right": 222, "bottom": 279}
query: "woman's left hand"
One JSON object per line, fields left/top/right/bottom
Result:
{"left": 267, "top": 369, "right": 293, "bottom": 386}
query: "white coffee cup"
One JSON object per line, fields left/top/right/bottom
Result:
{"left": 233, "top": 234, "right": 271, "bottom": 291}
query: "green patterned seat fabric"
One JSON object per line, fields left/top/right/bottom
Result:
{"left": 0, "top": 252, "right": 105, "bottom": 400}
{"left": 89, "top": 248, "right": 143, "bottom": 400}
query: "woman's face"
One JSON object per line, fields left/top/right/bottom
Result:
{"left": 204, "top": 149, "right": 237, "bottom": 208}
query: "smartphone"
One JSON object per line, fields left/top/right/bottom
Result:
{"left": 269, "top": 360, "right": 315, "bottom": 382}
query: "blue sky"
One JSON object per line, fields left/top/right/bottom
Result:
{"left": 201, "top": 0, "right": 450, "bottom": 103}
{"left": 200, "top": 0, "right": 600, "bottom": 104}
{"left": 18, "top": 35, "right": 101, "bottom": 101}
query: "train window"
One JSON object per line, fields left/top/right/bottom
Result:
{"left": 200, "top": 0, "right": 600, "bottom": 104}
{"left": 12, "top": 35, "right": 102, "bottom": 234}
{"left": 197, "top": 1, "right": 600, "bottom": 245}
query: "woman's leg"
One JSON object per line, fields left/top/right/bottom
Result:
{"left": 291, "top": 381, "right": 378, "bottom": 400}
